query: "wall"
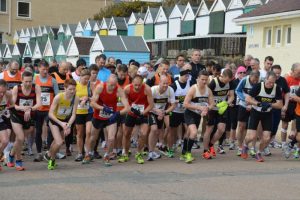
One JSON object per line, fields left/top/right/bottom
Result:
{"left": 245, "top": 17, "right": 300, "bottom": 73}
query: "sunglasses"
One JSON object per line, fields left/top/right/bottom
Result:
{"left": 238, "top": 72, "right": 246, "bottom": 74}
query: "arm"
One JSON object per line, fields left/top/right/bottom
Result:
{"left": 165, "top": 88, "right": 176, "bottom": 114}
{"left": 6, "top": 91, "right": 15, "bottom": 108}
{"left": 235, "top": 79, "right": 246, "bottom": 101}
{"left": 143, "top": 85, "right": 154, "bottom": 115}
{"left": 117, "top": 88, "right": 130, "bottom": 115}
{"left": 90, "top": 83, "right": 104, "bottom": 111}
{"left": 207, "top": 88, "right": 215, "bottom": 110}
{"left": 227, "top": 90, "right": 235, "bottom": 105}
{"left": 183, "top": 86, "right": 199, "bottom": 111}
{"left": 32, "top": 85, "right": 42, "bottom": 111}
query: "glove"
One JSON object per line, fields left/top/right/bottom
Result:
{"left": 260, "top": 102, "right": 271, "bottom": 112}
{"left": 216, "top": 101, "right": 228, "bottom": 115}
{"left": 131, "top": 107, "right": 142, "bottom": 117}
{"left": 109, "top": 111, "right": 120, "bottom": 123}
{"left": 103, "top": 106, "right": 114, "bottom": 114}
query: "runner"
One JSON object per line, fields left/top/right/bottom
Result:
{"left": 0, "top": 61, "right": 22, "bottom": 90}
{"left": 118, "top": 75, "right": 154, "bottom": 164}
{"left": 8, "top": 71, "right": 42, "bottom": 171}
{"left": 203, "top": 69, "right": 234, "bottom": 159}
{"left": 45, "top": 79, "right": 79, "bottom": 170}
{"left": 83, "top": 74, "right": 129, "bottom": 166}
{"left": 146, "top": 60, "right": 174, "bottom": 87}
{"left": 183, "top": 70, "right": 214, "bottom": 163}
{"left": 235, "top": 71, "right": 260, "bottom": 156}
{"left": 74, "top": 69, "right": 92, "bottom": 162}
{"left": 241, "top": 71, "right": 283, "bottom": 162}
{"left": 148, "top": 75, "right": 176, "bottom": 160}
{"left": 71, "top": 59, "right": 87, "bottom": 81}
{"left": 34, "top": 60, "right": 59, "bottom": 162}
{"left": 169, "top": 67, "right": 194, "bottom": 158}
{"left": 0, "top": 80, "right": 14, "bottom": 172}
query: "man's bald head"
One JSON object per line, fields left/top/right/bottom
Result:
{"left": 59, "top": 61, "right": 70, "bottom": 75}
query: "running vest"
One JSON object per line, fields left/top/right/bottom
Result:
{"left": 252, "top": 82, "right": 277, "bottom": 112}
{"left": 52, "top": 72, "right": 70, "bottom": 92}
{"left": 151, "top": 85, "right": 174, "bottom": 111}
{"left": 211, "top": 77, "right": 230, "bottom": 110}
{"left": 54, "top": 93, "right": 75, "bottom": 121}
{"left": 15, "top": 84, "right": 36, "bottom": 117}
{"left": 3, "top": 70, "right": 22, "bottom": 90}
{"left": 35, "top": 75, "right": 54, "bottom": 111}
{"left": 154, "top": 73, "right": 172, "bottom": 86}
{"left": 117, "top": 76, "right": 130, "bottom": 111}
{"left": 239, "top": 76, "right": 253, "bottom": 108}
{"left": 76, "top": 81, "right": 91, "bottom": 115}
{"left": 93, "top": 83, "right": 118, "bottom": 120}
{"left": 189, "top": 84, "right": 209, "bottom": 115}
{"left": 174, "top": 80, "right": 190, "bottom": 113}
{"left": 128, "top": 84, "right": 149, "bottom": 117}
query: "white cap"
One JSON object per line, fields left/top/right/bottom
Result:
{"left": 137, "top": 66, "right": 148, "bottom": 77}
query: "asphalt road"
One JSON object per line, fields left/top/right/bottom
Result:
{"left": 1, "top": 147, "right": 300, "bottom": 200}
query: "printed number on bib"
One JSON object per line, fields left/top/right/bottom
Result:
{"left": 99, "top": 106, "right": 113, "bottom": 118}
{"left": 132, "top": 104, "right": 145, "bottom": 113}
{"left": 19, "top": 99, "right": 33, "bottom": 107}
{"left": 41, "top": 93, "right": 50, "bottom": 106}
{"left": 78, "top": 100, "right": 89, "bottom": 110}
{"left": 290, "top": 86, "right": 299, "bottom": 96}
{"left": 57, "top": 106, "right": 72, "bottom": 117}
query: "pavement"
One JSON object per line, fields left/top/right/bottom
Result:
{"left": 1, "top": 146, "right": 300, "bottom": 200}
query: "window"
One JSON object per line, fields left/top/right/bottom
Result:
{"left": 17, "top": 1, "right": 31, "bottom": 18}
{"left": 0, "top": 0, "right": 6, "bottom": 12}
{"left": 275, "top": 26, "right": 281, "bottom": 46}
{"left": 264, "top": 27, "right": 272, "bottom": 47}
{"left": 286, "top": 26, "right": 291, "bottom": 44}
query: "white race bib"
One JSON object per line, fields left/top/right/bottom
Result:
{"left": 19, "top": 99, "right": 33, "bottom": 107}
{"left": 41, "top": 93, "right": 50, "bottom": 106}
{"left": 57, "top": 106, "right": 72, "bottom": 117}
{"left": 99, "top": 106, "right": 113, "bottom": 118}
{"left": 78, "top": 100, "right": 89, "bottom": 110}
{"left": 132, "top": 104, "right": 145, "bottom": 113}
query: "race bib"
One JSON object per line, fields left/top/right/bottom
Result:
{"left": 78, "top": 100, "right": 89, "bottom": 110}
{"left": 290, "top": 85, "right": 299, "bottom": 96}
{"left": 41, "top": 93, "right": 50, "bottom": 106}
{"left": 132, "top": 104, "right": 145, "bottom": 113}
{"left": 57, "top": 106, "right": 72, "bottom": 117}
{"left": 19, "top": 99, "right": 33, "bottom": 107}
{"left": 117, "top": 97, "right": 124, "bottom": 107}
{"left": 99, "top": 106, "right": 113, "bottom": 118}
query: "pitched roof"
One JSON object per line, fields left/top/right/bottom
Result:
{"left": 237, "top": 0, "right": 300, "bottom": 19}
{"left": 16, "top": 43, "right": 26, "bottom": 55}
{"left": 112, "top": 17, "right": 127, "bottom": 30}
{"left": 50, "top": 40, "right": 60, "bottom": 54}
{"left": 241, "top": 0, "right": 248, "bottom": 6}
{"left": 99, "top": 35, "right": 127, "bottom": 52}
{"left": 223, "top": 0, "right": 232, "bottom": 9}
{"left": 68, "top": 24, "right": 77, "bottom": 35}
{"left": 121, "top": 36, "right": 149, "bottom": 52}
{"left": 149, "top": 7, "right": 160, "bottom": 19}
{"left": 73, "top": 37, "right": 94, "bottom": 55}
{"left": 177, "top": 5, "right": 186, "bottom": 14}
{"left": 63, "top": 38, "right": 71, "bottom": 50}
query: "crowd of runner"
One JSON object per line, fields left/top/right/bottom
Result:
{"left": 0, "top": 50, "right": 300, "bottom": 171}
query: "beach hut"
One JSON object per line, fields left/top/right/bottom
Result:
{"left": 144, "top": 7, "right": 159, "bottom": 40}
{"left": 99, "top": 18, "right": 110, "bottom": 35}
{"left": 181, "top": 2, "right": 198, "bottom": 36}
{"left": 108, "top": 17, "right": 128, "bottom": 36}
{"left": 75, "top": 21, "right": 85, "bottom": 36}
{"left": 225, "top": 0, "right": 247, "bottom": 33}
{"left": 83, "top": 19, "right": 97, "bottom": 36}
{"left": 12, "top": 43, "right": 26, "bottom": 64}
{"left": 154, "top": 6, "right": 171, "bottom": 39}
{"left": 135, "top": 13, "right": 146, "bottom": 37}
{"left": 65, "top": 24, "right": 77, "bottom": 39}
{"left": 128, "top": 12, "right": 139, "bottom": 36}
{"left": 168, "top": 4, "right": 186, "bottom": 38}
{"left": 23, "top": 41, "right": 35, "bottom": 61}
{"left": 66, "top": 37, "right": 93, "bottom": 66}
{"left": 209, "top": 0, "right": 231, "bottom": 34}
{"left": 2, "top": 44, "right": 14, "bottom": 62}
{"left": 32, "top": 41, "right": 47, "bottom": 60}
{"left": 55, "top": 38, "right": 71, "bottom": 62}
{"left": 58, "top": 24, "right": 68, "bottom": 41}
{"left": 92, "top": 21, "right": 101, "bottom": 35}
{"left": 13, "top": 30, "right": 20, "bottom": 44}
{"left": 43, "top": 38, "right": 60, "bottom": 63}
{"left": 242, "top": 0, "right": 266, "bottom": 32}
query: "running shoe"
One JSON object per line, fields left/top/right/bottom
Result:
{"left": 44, "top": 152, "right": 51, "bottom": 161}
{"left": 293, "top": 150, "right": 300, "bottom": 159}
{"left": 147, "top": 152, "right": 154, "bottom": 161}
{"left": 180, "top": 154, "right": 186, "bottom": 161}
{"left": 185, "top": 153, "right": 194, "bottom": 164}
{"left": 209, "top": 146, "right": 216, "bottom": 157}
{"left": 82, "top": 155, "right": 92, "bottom": 164}
{"left": 241, "top": 145, "right": 249, "bottom": 159}
{"left": 263, "top": 147, "right": 272, "bottom": 156}
{"left": 192, "top": 142, "right": 200, "bottom": 149}
{"left": 152, "top": 151, "right": 161, "bottom": 159}
{"left": 118, "top": 155, "right": 129, "bottom": 163}
{"left": 283, "top": 145, "right": 292, "bottom": 159}
{"left": 33, "top": 153, "right": 43, "bottom": 162}
{"left": 7, "top": 154, "right": 15, "bottom": 168}
{"left": 236, "top": 148, "right": 242, "bottom": 156}
{"left": 109, "top": 152, "right": 117, "bottom": 160}
{"left": 94, "top": 151, "right": 102, "bottom": 159}
{"left": 48, "top": 159, "right": 56, "bottom": 170}
{"left": 15, "top": 160, "right": 25, "bottom": 171}
{"left": 249, "top": 148, "right": 256, "bottom": 158}
{"left": 217, "top": 145, "right": 225, "bottom": 154}
{"left": 223, "top": 139, "right": 230, "bottom": 147}
{"left": 27, "top": 148, "right": 34, "bottom": 156}
{"left": 255, "top": 152, "right": 264, "bottom": 162}
{"left": 229, "top": 142, "right": 236, "bottom": 150}
{"left": 202, "top": 151, "right": 212, "bottom": 160}
{"left": 103, "top": 155, "right": 112, "bottom": 167}
{"left": 167, "top": 149, "right": 174, "bottom": 158}
{"left": 135, "top": 153, "right": 144, "bottom": 164}
{"left": 158, "top": 146, "right": 168, "bottom": 156}
{"left": 56, "top": 152, "right": 66, "bottom": 159}
{"left": 75, "top": 154, "right": 83, "bottom": 162}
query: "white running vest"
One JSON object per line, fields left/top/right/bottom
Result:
{"left": 174, "top": 80, "right": 190, "bottom": 113}
{"left": 189, "top": 84, "right": 209, "bottom": 115}
{"left": 252, "top": 82, "right": 276, "bottom": 112}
